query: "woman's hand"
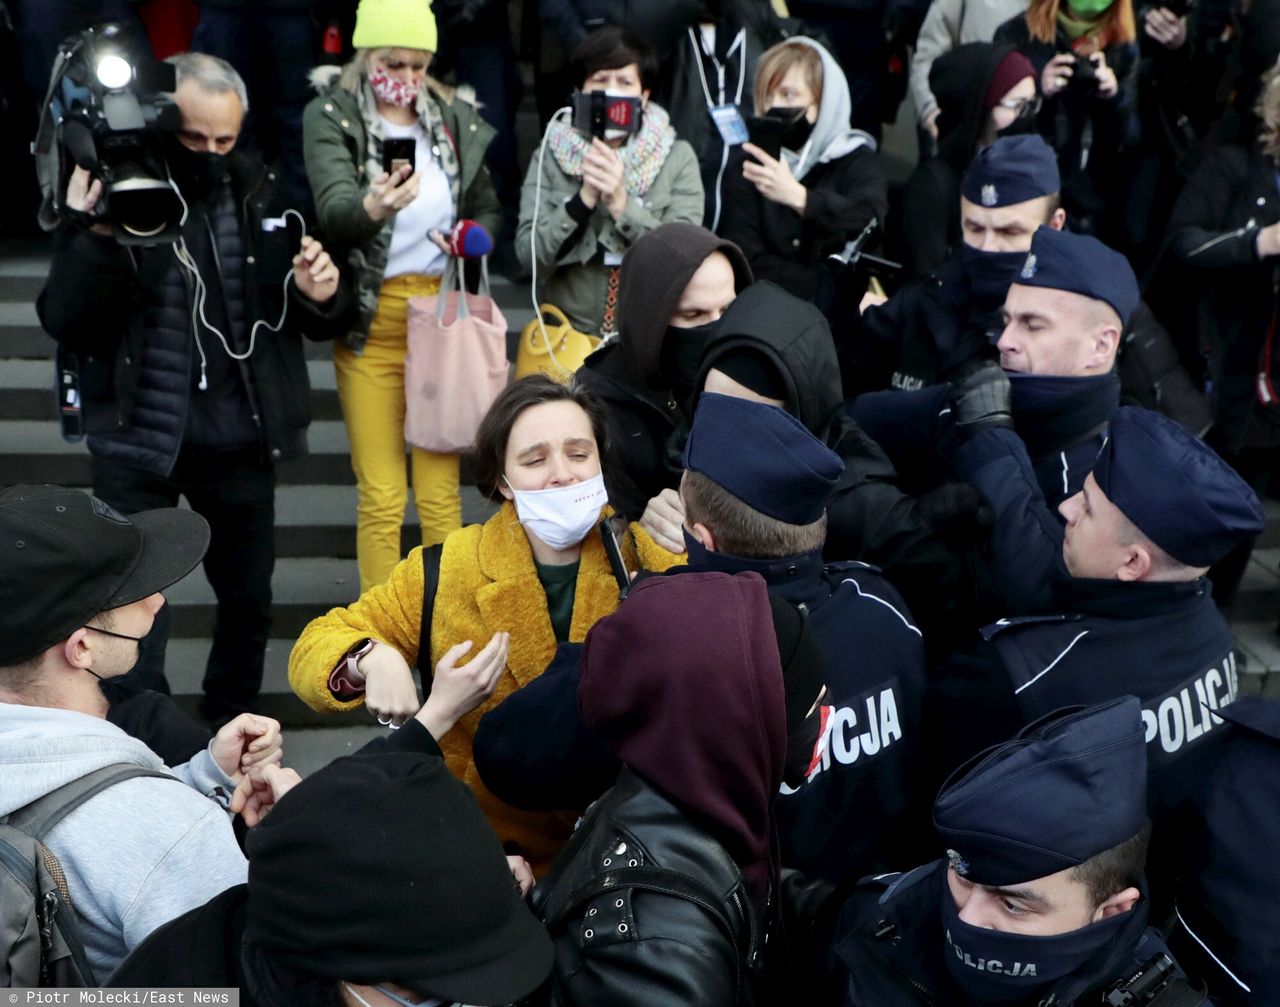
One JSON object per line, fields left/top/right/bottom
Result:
{"left": 1041, "top": 52, "right": 1076, "bottom": 98}
{"left": 1091, "top": 52, "right": 1118, "bottom": 99}
{"left": 362, "top": 642, "right": 421, "bottom": 727}
{"left": 640, "top": 488, "right": 686, "bottom": 553}
{"left": 230, "top": 765, "right": 303, "bottom": 827}
{"left": 741, "top": 142, "right": 807, "bottom": 214}
{"left": 507, "top": 855, "right": 535, "bottom": 897}
{"left": 582, "top": 139, "right": 627, "bottom": 219}
{"left": 416, "top": 632, "right": 511, "bottom": 740}
{"left": 1144, "top": 7, "right": 1188, "bottom": 49}
{"left": 362, "top": 164, "right": 419, "bottom": 223}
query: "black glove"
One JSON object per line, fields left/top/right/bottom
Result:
{"left": 949, "top": 361, "right": 1013, "bottom": 435}
{"left": 917, "top": 481, "right": 993, "bottom": 536}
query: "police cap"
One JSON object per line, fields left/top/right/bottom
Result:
{"left": 960, "top": 135, "right": 1060, "bottom": 210}
{"left": 1092, "top": 407, "right": 1266, "bottom": 568}
{"left": 683, "top": 393, "right": 844, "bottom": 525}
{"left": 933, "top": 697, "right": 1148, "bottom": 887}
{"left": 1014, "top": 227, "right": 1140, "bottom": 326}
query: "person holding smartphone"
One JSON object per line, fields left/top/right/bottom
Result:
{"left": 515, "top": 25, "right": 704, "bottom": 339}
{"left": 303, "top": 0, "right": 502, "bottom": 592}
{"left": 717, "top": 37, "right": 888, "bottom": 311}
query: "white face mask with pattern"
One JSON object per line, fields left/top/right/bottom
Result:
{"left": 505, "top": 473, "right": 608, "bottom": 551}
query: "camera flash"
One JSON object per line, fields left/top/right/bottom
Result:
{"left": 95, "top": 55, "right": 133, "bottom": 90}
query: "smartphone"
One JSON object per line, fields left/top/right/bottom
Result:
{"left": 382, "top": 137, "right": 416, "bottom": 177}
{"left": 571, "top": 91, "right": 643, "bottom": 140}
{"left": 598, "top": 516, "right": 634, "bottom": 599}
{"left": 745, "top": 115, "right": 788, "bottom": 159}
{"left": 285, "top": 212, "right": 305, "bottom": 259}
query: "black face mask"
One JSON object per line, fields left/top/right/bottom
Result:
{"left": 765, "top": 106, "right": 814, "bottom": 151}
{"left": 939, "top": 880, "right": 1137, "bottom": 1005}
{"left": 997, "top": 101, "right": 1040, "bottom": 138}
{"left": 166, "top": 138, "right": 230, "bottom": 199}
{"left": 662, "top": 319, "right": 720, "bottom": 415}
{"left": 959, "top": 242, "right": 1026, "bottom": 308}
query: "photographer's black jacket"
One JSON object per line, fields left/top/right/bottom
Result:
{"left": 38, "top": 150, "right": 352, "bottom": 477}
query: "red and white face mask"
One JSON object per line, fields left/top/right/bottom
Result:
{"left": 369, "top": 66, "right": 418, "bottom": 108}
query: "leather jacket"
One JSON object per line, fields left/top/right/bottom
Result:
{"left": 531, "top": 767, "right": 762, "bottom": 1007}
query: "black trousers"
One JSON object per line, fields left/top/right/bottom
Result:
{"left": 91, "top": 446, "right": 275, "bottom": 721}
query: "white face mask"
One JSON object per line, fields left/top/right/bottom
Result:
{"left": 507, "top": 472, "right": 608, "bottom": 551}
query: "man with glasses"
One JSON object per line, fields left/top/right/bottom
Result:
{"left": 0, "top": 485, "right": 282, "bottom": 979}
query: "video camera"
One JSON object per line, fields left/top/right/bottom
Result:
{"left": 33, "top": 22, "right": 184, "bottom": 245}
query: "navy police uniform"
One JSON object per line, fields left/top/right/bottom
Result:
{"left": 1169, "top": 696, "right": 1280, "bottom": 1006}
{"left": 682, "top": 394, "right": 931, "bottom": 886}
{"left": 976, "top": 408, "right": 1266, "bottom": 819}
{"left": 847, "top": 136, "right": 1061, "bottom": 398}
{"left": 835, "top": 700, "right": 1202, "bottom": 1007}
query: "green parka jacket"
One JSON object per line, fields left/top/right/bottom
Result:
{"left": 302, "top": 67, "right": 501, "bottom": 353}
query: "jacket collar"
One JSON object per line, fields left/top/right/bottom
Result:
{"left": 1049, "top": 576, "right": 1209, "bottom": 620}
{"left": 474, "top": 503, "right": 623, "bottom": 687}
{"left": 684, "top": 537, "right": 827, "bottom": 608}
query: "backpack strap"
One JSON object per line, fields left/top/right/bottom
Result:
{"left": 3, "top": 764, "right": 175, "bottom": 839}
{"left": 543, "top": 865, "right": 750, "bottom": 1003}
{"left": 416, "top": 542, "right": 444, "bottom": 697}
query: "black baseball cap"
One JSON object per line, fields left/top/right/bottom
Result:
{"left": 0, "top": 485, "right": 210, "bottom": 665}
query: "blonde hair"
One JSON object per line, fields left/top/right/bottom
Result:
{"left": 753, "top": 41, "right": 823, "bottom": 116}
{"left": 1257, "top": 61, "right": 1280, "bottom": 165}
{"left": 1025, "top": 0, "right": 1135, "bottom": 48}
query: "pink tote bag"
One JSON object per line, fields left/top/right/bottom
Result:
{"left": 404, "top": 256, "right": 509, "bottom": 453}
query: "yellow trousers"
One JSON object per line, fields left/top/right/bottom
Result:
{"left": 334, "top": 273, "right": 462, "bottom": 592}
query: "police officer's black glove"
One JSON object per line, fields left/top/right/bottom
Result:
{"left": 917, "top": 481, "right": 994, "bottom": 536}
{"left": 949, "top": 361, "right": 1013, "bottom": 436}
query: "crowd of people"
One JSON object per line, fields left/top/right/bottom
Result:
{"left": 4, "top": 0, "right": 1280, "bottom": 1003}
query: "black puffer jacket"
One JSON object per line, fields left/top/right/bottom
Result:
{"left": 531, "top": 768, "right": 761, "bottom": 1007}
{"left": 38, "top": 149, "right": 353, "bottom": 476}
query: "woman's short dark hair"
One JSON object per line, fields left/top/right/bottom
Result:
{"left": 472, "top": 375, "right": 612, "bottom": 503}
{"left": 570, "top": 25, "right": 658, "bottom": 91}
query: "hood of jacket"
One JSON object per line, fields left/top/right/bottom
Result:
{"left": 780, "top": 37, "right": 877, "bottom": 182}
{"left": 697, "top": 280, "right": 847, "bottom": 443}
{"left": 0, "top": 703, "right": 168, "bottom": 817}
{"left": 616, "top": 223, "right": 753, "bottom": 389}
{"left": 931, "top": 41, "right": 1015, "bottom": 175}
{"left": 578, "top": 571, "right": 785, "bottom": 896}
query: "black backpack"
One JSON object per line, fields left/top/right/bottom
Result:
{"left": 0, "top": 764, "right": 171, "bottom": 987}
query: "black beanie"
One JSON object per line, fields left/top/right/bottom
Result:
{"left": 245, "top": 751, "right": 552, "bottom": 1004}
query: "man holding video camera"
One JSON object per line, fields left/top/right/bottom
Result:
{"left": 38, "top": 51, "right": 353, "bottom": 725}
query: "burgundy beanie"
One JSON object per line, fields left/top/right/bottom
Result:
{"left": 984, "top": 51, "right": 1036, "bottom": 110}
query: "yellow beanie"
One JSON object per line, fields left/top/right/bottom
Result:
{"left": 352, "top": 0, "right": 438, "bottom": 53}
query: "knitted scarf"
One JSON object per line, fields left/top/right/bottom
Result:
{"left": 546, "top": 102, "right": 676, "bottom": 197}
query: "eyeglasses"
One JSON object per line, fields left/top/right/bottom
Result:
{"left": 996, "top": 95, "right": 1042, "bottom": 117}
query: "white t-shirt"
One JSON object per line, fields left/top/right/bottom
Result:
{"left": 381, "top": 117, "right": 454, "bottom": 278}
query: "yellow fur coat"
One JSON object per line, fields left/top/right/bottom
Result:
{"left": 288, "top": 502, "right": 678, "bottom": 872}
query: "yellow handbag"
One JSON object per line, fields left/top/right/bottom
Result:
{"left": 515, "top": 304, "right": 601, "bottom": 384}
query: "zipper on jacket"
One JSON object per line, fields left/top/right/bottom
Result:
{"left": 865, "top": 921, "right": 938, "bottom": 1006}
{"left": 204, "top": 197, "right": 264, "bottom": 434}
{"left": 1185, "top": 220, "right": 1256, "bottom": 259}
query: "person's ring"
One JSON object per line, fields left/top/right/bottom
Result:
{"left": 1056, "top": 76, "right": 1066, "bottom": 88}
{"left": 388, "top": 721, "right": 402, "bottom": 731}
{"left": 377, "top": 715, "right": 393, "bottom": 726}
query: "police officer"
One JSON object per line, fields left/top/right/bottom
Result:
{"left": 679, "top": 393, "right": 930, "bottom": 885}
{"left": 1168, "top": 696, "right": 1280, "bottom": 1006}
{"left": 895, "top": 225, "right": 1138, "bottom": 618}
{"left": 848, "top": 134, "right": 1065, "bottom": 398}
{"left": 835, "top": 698, "right": 1204, "bottom": 1006}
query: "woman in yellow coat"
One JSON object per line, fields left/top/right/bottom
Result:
{"left": 289, "top": 376, "right": 674, "bottom": 872}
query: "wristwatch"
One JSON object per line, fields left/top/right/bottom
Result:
{"left": 328, "top": 638, "right": 376, "bottom": 698}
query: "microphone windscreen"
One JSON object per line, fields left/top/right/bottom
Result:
{"left": 449, "top": 219, "right": 494, "bottom": 259}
